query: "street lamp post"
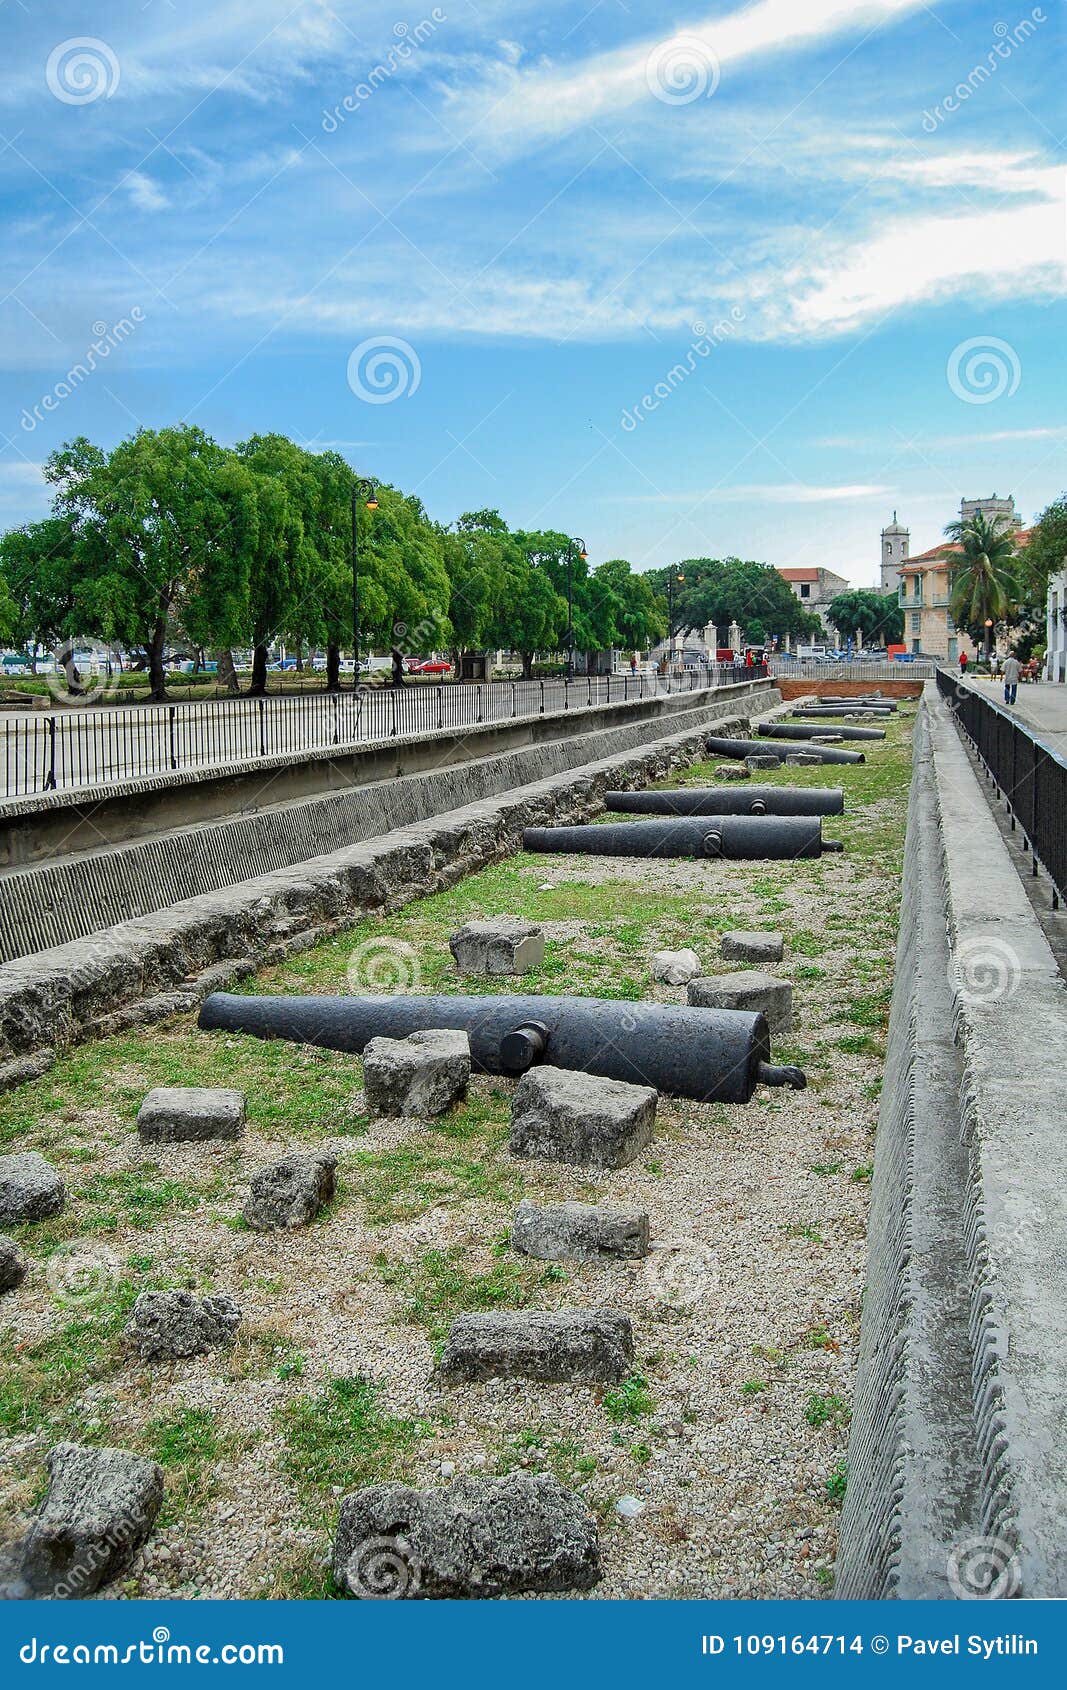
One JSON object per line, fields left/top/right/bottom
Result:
{"left": 351, "top": 479, "right": 378, "bottom": 687}
{"left": 984, "top": 617, "right": 994, "bottom": 666}
{"left": 666, "top": 571, "right": 685, "bottom": 671}
{"left": 566, "top": 538, "right": 588, "bottom": 679}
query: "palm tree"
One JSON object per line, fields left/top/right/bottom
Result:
{"left": 942, "top": 511, "right": 1018, "bottom": 662}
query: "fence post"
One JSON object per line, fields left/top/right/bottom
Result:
{"left": 391, "top": 688, "right": 398, "bottom": 737}
{"left": 477, "top": 683, "right": 484, "bottom": 725}
{"left": 258, "top": 697, "right": 266, "bottom": 759}
{"left": 45, "top": 716, "right": 57, "bottom": 791}
{"left": 540, "top": 680, "right": 545, "bottom": 715}
{"left": 437, "top": 684, "right": 444, "bottom": 732}
{"left": 168, "top": 705, "right": 178, "bottom": 771}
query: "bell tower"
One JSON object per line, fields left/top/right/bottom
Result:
{"left": 880, "top": 512, "right": 909, "bottom": 595}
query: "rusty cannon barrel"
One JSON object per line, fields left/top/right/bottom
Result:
{"left": 603, "top": 784, "right": 844, "bottom": 818}
{"left": 759, "top": 721, "right": 885, "bottom": 743}
{"left": 704, "top": 734, "right": 864, "bottom": 766}
{"left": 820, "top": 695, "right": 896, "bottom": 710}
{"left": 523, "top": 814, "right": 842, "bottom": 859}
{"left": 198, "top": 991, "right": 805, "bottom": 1102}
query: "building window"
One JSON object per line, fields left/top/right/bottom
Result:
{"left": 910, "top": 611, "right": 921, "bottom": 632}
{"left": 799, "top": 583, "right": 810, "bottom": 598}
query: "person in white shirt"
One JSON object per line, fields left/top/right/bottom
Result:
{"left": 1002, "top": 654, "right": 1021, "bottom": 705}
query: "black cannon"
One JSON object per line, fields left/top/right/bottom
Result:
{"left": 792, "top": 705, "right": 892, "bottom": 719}
{"left": 704, "top": 734, "right": 864, "bottom": 766}
{"left": 603, "top": 784, "right": 844, "bottom": 818}
{"left": 198, "top": 991, "right": 805, "bottom": 1102}
{"left": 820, "top": 695, "right": 896, "bottom": 711}
{"left": 523, "top": 814, "right": 842, "bottom": 859}
{"left": 759, "top": 721, "right": 885, "bottom": 743}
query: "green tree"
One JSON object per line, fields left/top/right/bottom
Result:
{"left": 591, "top": 559, "right": 666, "bottom": 652}
{"left": 826, "top": 588, "right": 903, "bottom": 645}
{"left": 442, "top": 512, "right": 511, "bottom": 670}
{"left": 44, "top": 428, "right": 257, "bottom": 700}
{"left": 0, "top": 516, "right": 81, "bottom": 673}
{"left": 943, "top": 510, "right": 1018, "bottom": 660}
{"left": 235, "top": 433, "right": 315, "bottom": 695}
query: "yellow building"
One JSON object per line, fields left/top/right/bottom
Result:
{"left": 898, "top": 529, "right": 1031, "bottom": 660}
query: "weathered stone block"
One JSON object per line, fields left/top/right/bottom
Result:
{"left": 811, "top": 733, "right": 843, "bottom": 744}
{"left": 19, "top": 1442, "right": 163, "bottom": 1598}
{"left": 511, "top": 1199, "right": 649, "bottom": 1261}
{"left": 510, "top": 1065, "right": 656, "bottom": 1168}
{"left": 363, "top": 1029, "right": 471, "bottom": 1118}
{"left": 651, "top": 947, "right": 702, "bottom": 986}
{"left": 126, "top": 1289, "right": 242, "bottom": 1361}
{"left": 449, "top": 917, "right": 545, "bottom": 977}
{"left": 0, "top": 1152, "right": 65, "bottom": 1226}
{"left": 333, "top": 1472, "right": 600, "bottom": 1598}
{"left": 687, "top": 971, "right": 793, "bottom": 1032}
{"left": 713, "top": 762, "right": 749, "bottom": 780}
{"left": 745, "top": 753, "right": 781, "bottom": 771}
{"left": 439, "top": 1308, "right": 634, "bottom": 1384}
{"left": 137, "top": 1086, "right": 245, "bottom": 1143}
{"left": 721, "top": 929, "right": 784, "bottom": 964}
{"left": 0, "top": 1234, "right": 27, "bottom": 1292}
{"left": 785, "top": 752, "right": 822, "bottom": 766}
{"left": 243, "top": 1151, "right": 337, "bottom": 1231}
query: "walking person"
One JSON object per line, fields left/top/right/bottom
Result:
{"left": 1002, "top": 652, "right": 1021, "bottom": 706}
{"left": 959, "top": 649, "right": 968, "bottom": 677}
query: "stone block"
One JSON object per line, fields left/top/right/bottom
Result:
{"left": 333, "top": 1472, "right": 600, "bottom": 1598}
{"left": 126, "top": 1289, "right": 242, "bottom": 1361}
{"left": 243, "top": 1152, "right": 337, "bottom": 1231}
{"left": 511, "top": 1199, "right": 649, "bottom": 1261}
{"left": 785, "top": 753, "right": 822, "bottom": 766}
{"left": 811, "top": 733, "right": 843, "bottom": 744}
{"left": 509, "top": 1065, "right": 656, "bottom": 1169}
{"left": 0, "top": 1234, "right": 27, "bottom": 1292}
{"left": 651, "top": 947, "right": 702, "bottom": 986}
{"left": 137, "top": 1086, "right": 245, "bottom": 1143}
{"left": 0, "top": 1152, "right": 65, "bottom": 1226}
{"left": 745, "top": 753, "right": 781, "bottom": 771}
{"left": 720, "top": 930, "right": 784, "bottom": 964}
{"left": 439, "top": 1308, "right": 634, "bottom": 1384}
{"left": 19, "top": 1443, "right": 163, "bottom": 1598}
{"left": 713, "top": 762, "right": 749, "bottom": 780}
{"left": 363, "top": 1029, "right": 471, "bottom": 1119}
{"left": 449, "top": 917, "right": 545, "bottom": 977}
{"left": 687, "top": 971, "right": 793, "bottom": 1032}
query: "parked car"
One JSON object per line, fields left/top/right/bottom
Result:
{"left": 408, "top": 659, "right": 452, "bottom": 675}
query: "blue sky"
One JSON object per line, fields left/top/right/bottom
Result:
{"left": 1, "top": 0, "right": 1063, "bottom": 583}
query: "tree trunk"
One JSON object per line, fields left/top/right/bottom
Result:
{"left": 147, "top": 628, "right": 167, "bottom": 702}
{"left": 250, "top": 643, "right": 269, "bottom": 697}
{"left": 294, "top": 639, "right": 304, "bottom": 674}
{"left": 58, "top": 643, "right": 84, "bottom": 697}
{"left": 521, "top": 650, "right": 534, "bottom": 680}
{"left": 326, "top": 643, "right": 341, "bottom": 693}
{"left": 216, "top": 649, "right": 240, "bottom": 695}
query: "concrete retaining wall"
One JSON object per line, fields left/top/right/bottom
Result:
{"left": 836, "top": 683, "right": 1067, "bottom": 1598}
{"left": 0, "top": 688, "right": 778, "bottom": 1082}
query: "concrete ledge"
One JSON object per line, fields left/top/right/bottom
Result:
{"left": 837, "top": 684, "right": 1067, "bottom": 1599}
{"left": 0, "top": 700, "right": 766, "bottom": 1073}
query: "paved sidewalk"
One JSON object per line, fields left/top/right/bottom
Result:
{"left": 966, "top": 677, "right": 1067, "bottom": 756}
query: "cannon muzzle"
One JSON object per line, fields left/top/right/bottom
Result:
{"left": 198, "top": 991, "right": 805, "bottom": 1104}
{"left": 523, "top": 814, "right": 842, "bottom": 860}
{"left": 759, "top": 721, "right": 884, "bottom": 743}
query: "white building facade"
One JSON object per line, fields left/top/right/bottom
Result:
{"left": 1046, "top": 568, "right": 1067, "bottom": 682}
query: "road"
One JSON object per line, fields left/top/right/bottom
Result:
{"left": 0, "top": 672, "right": 726, "bottom": 802}
{"left": 966, "top": 677, "right": 1067, "bottom": 758}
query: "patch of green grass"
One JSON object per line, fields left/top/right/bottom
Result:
{"left": 851, "top": 1164, "right": 874, "bottom": 1184}
{"left": 805, "top": 1392, "right": 851, "bottom": 1429}
{"left": 815, "top": 1565, "right": 835, "bottom": 1589}
{"left": 826, "top": 1459, "right": 848, "bottom": 1504}
{"left": 351, "top": 1133, "right": 522, "bottom": 1226}
{"left": 785, "top": 1223, "right": 824, "bottom": 1243}
{"left": 834, "top": 1033, "right": 883, "bottom": 1058}
{"left": 496, "top": 1428, "right": 596, "bottom": 1488}
{"left": 803, "top": 1326, "right": 839, "bottom": 1352}
{"left": 629, "top": 1442, "right": 652, "bottom": 1465}
{"left": 741, "top": 1378, "right": 769, "bottom": 1395}
{"left": 794, "top": 964, "right": 826, "bottom": 982}
{"left": 809, "top": 1162, "right": 844, "bottom": 1177}
{"left": 277, "top": 1376, "right": 429, "bottom": 1512}
{"left": 374, "top": 1247, "right": 547, "bottom": 1343}
{"left": 0, "top": 1280, "right": 138, "bottom": 1437}
{"left": 603, "top": 1372, "right": 655, "bottom": 1423}
{"left": 146, "top": 1406, "right": 233, "bottom": 1523}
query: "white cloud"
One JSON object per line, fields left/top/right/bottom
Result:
{"left": 618, "top": 482, "right": 894, "bottom": 504}
{"left": 124, "top": 172, "right": 169, "bottom": 213}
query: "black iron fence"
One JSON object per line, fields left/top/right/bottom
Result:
{"left": 1, "top": 664, "right": 766, "bottom": 801}
{"left": 936, "top": 669, "right": 1066, "bottom": 909}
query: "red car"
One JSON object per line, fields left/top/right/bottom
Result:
{"left": 407, "top": 659, "right": 452, "bottom": 674}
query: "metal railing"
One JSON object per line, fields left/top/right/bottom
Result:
{"left": 768, "top": 658, "right": 935, "bottom": 680}
{"left": 0, "top": 665, "right": 765, "bottom": 802}
{"left": 937, "top": 669, "right": 1066, "bottom": 908}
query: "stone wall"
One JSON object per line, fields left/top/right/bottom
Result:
{"left": 0, "top": 690, "right": 778, "bottom": 1084}
{"left": 836, "top": 684, "right": 1067, "bottom": 1599}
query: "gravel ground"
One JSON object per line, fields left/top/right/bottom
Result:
{"left": 0, "top": 715, "right": 913, "bottom": 1601}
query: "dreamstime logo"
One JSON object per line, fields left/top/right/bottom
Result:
{"left": 46, "top": 38, "right": 120, "bottom": 105}
{"left": 347, "top": 337, "right": 422, "bottom": 404}
{"left": 645, "top": 36, "right": 721, "bottom": 105}
{"left": 20, "top": 311, "right": 145, "bottom": 433}
{"left": 921, "top": 10, "right": 1046, "bottom": 131}
{"left": 621, "top": 309, "right": 745, "bottom": 431}
{"left": 343, "top": 1534, "right": 420, "bottom": 1598}
{"left": 947, "top": 1535, "right": 1021, "bottom": 1599}
{"left": 346, "top": 935, "right": 422, "bottom": 992}
{"left": 947, "top": 337, "right": 1021, "bottom": 405}
{"left": 46, "top": 1239, "right": 121, "bottom": 1308}
{"left": 951, "top": 935, "right": 1021, "bottom": 1006}
{"left": 44, "top": 640, "right": 126, "bottom": 709}
{"left": 322, "top": 12, "right": 447, "bottom": 131}
{"left": 644, "top": 1239, "right": 719, "bottom": 1309}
